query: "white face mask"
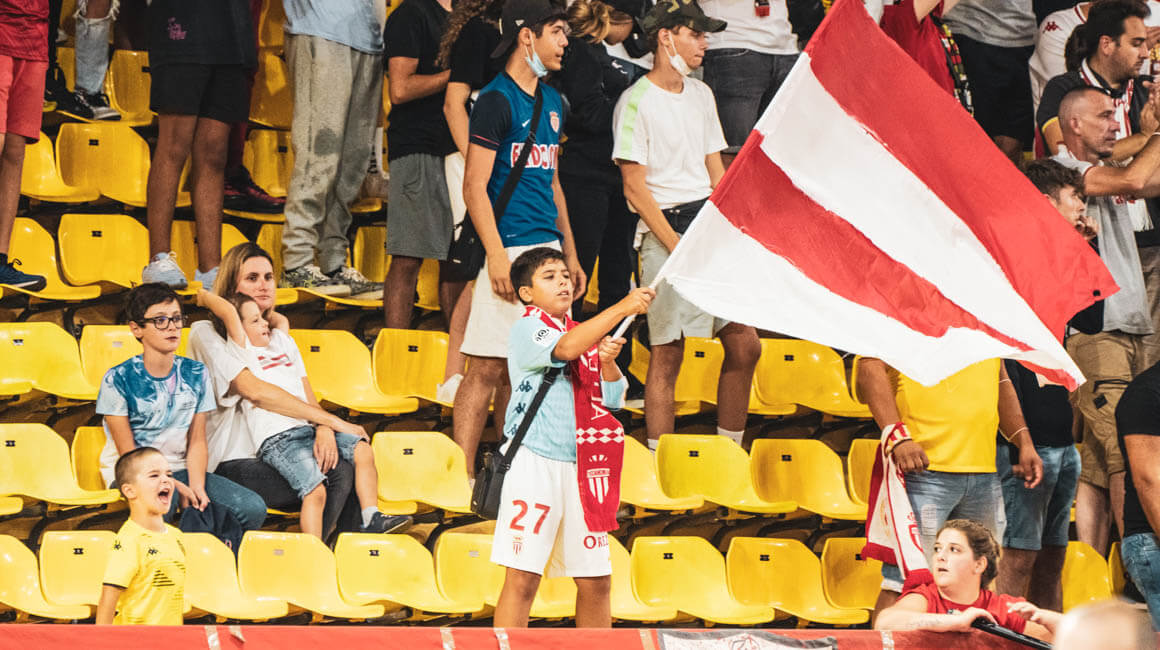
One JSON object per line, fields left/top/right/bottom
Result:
{"left": 664, "top": 36, "right": 692, "bottom": 77}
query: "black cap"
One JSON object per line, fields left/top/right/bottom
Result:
{"left": 602, "top": 0, "right": 647, "bottom": 18}
{"left": 491, "top": 0, "right": 568, "bottom": 59}
{"left": 642, "top": 0, "right": 727, "bottom": 35}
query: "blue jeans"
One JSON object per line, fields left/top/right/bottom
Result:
{"left": 257, "top": 425, "right": 364, "bottom": 499}
{"left": 997, "top": 445, "right": 1080, "bottom": 550}
{"left": 165, "top": 469, "right": 268, "bottom": 531}
{"left": 702, "top": 49, "right": 798, "bottom": 153}
{"left": 1122, "top": 533, "right": 1160, "bottom": 629}
{"left": 881, "top": 469, "right": 1006, "bottom": 589}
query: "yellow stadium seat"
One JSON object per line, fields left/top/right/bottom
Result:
{"left": 0, "top": 323, "right": 99, "bottom": 400}
{"left": 656, "top": 434, "right": 796, "bottom": 515}
{"left": 0, "top": 496, "right": 22, "bottom": 516}
{"left": 57, "top": 47, "right": 76, "bottom": 93}
{"left": 183, "top": 532, "right": 288, "bottom": 621}
{"left": 334, "top": 533, "right": 483, "bottom": 616}
{"left": 372, "top": 328, "right": 449, "bottom": 404}
{"left": 3, "top": 218, "right": 101, "bottom": 301}
{"left": 620, "top": 436, "right": 703, "bottom": 514}
{"left": 847, "top": 438, "right": 878, "bottom": 507}
{"left": 256, "top": 0, "right": 287, "bottom": 51}
{"left": 56, "top": 123, "right": 189, "bottom": 208}
{"left": 753, "top": 340, "right": 871, "bottom": 418}
{"left": 432, "top": 532, "right": 574, "bottom": 618}
{"left": 171, "top": 220, "right": 250, "bottom": 281}
{"left": 38, "top": 530, "right": 115, "bottom": 612}
{"left": 55, "top": 122, "right": 104, "bottom": 193}
{"left": 58, "top": 213, "right": 148, "bottom": 290}
{"left": 243, "top": 128, "right": 292, "bottom": 199}
{"left": 371, "top": 432, "right": 472, "bottom": 513}
{"left": 250, "top": 51, "right": 293, "bottom": 129}
{"left": 727, "top": 537, "right": 868, "bottom": 625}
{"left": 257, "top": 223, "right": 284, "bottom": 277}
{"left": 609, "top": 536, "right": 677, "bottom": 622}
{"left": 820, "top": 537, "right": 882, "bottom": 611}
{"left": 0, "top": 424, "right": 119, "bottom": 506}
{"left": 71, "top": 426, "right": 111, "bottom": 492}
{"left": 104, "top": 50, "right": 154, "bottom": 126}
{"left": 1062, "top": 541, "right": 1112, "bottom": 611}
{"left": 290, "top": 329, "right": 420, "bottom": 415}
{"left": 238, "top": 531, "right": 385, "bottom": 620}
{"left": 1109, "top": 542, "right": 1127, "bottom": 595}
{"left": 750, "top": 439, "right": 866, "bottom": 520}
{"left": 352, "top": 226, "right": 386, "bottom": 283}
{"left": 21, "top": 132, "right": 100, "bottom": 202}
{"left": 630, "top": 536, "right": 775, "bottom": 625}
{"left": 624, "top": 338, "right": 706, "bottom": 416}
{"left": 79, "top": 325, "right": 141, "bottom": 389}
{"left": 0, "top": 535, "right": 90, "bottom": 620}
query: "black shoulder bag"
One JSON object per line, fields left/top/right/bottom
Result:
{"left": 446, "top": 85, "right": 545, "bottom": 282}
{"left": 471, "top": 365, "right": 562, "bottom": 519}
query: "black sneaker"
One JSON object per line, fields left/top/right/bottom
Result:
{"left": 0, "top": 259, "right": 47, "bottom": 292}
{"left": 361, "top": 512, "right": 413, "bottom": 534}
{"left": 224, "top": 167, "right": 285, "bottom": 214}
{"left": 79, "top": 91, "right": 121, "bottom": 121}
{"left": 54, "top": 90, "right": 92, "bottom": 120}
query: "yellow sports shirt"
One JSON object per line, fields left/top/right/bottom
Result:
{"left": 103, "top": 518, "right": 186, "bottom": 625}
{"left": 889, "top": 358, "right": 1001, "bottom": 473}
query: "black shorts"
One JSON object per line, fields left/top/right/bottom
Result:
{"left": 150, "top": 63, "right": 250, "bottom": 123}
{"left": 955, "top": 34, "right": 1035, "bottom": 145}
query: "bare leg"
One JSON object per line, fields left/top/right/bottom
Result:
{"left": 996, "top": 547, "right": 1037, "bottom": 598}
{"left": 716, "top": 323, "right": 760, "bottom": 432}
{"left": 1111, "top": 470, "right": 1126, "bottom": 540}
{"left": 644, "top": 341, "right": 684, "bottom": 442}
{"left": 1027, "top": 545, "right": 1066, "bottom": 611}
{"left": 352, "top": 440, "right": 379, "bottom": 511}
{"left": 453, "top": 356, "right": 507, "bottom": 477}
{"left": 494, "top": 567, "right": 541, "bottom": 628}
{"left": 438, "top": 263, "right": 468, "bottom": 333}
{"left": 299, "top": 483, "right": 327, "bottom": 539}
{"left": 574, "top": 575, "right": 612, "bottom": 628}
{"left": 383, "top": 255, "right": 422, "bottom": 329}
{"left": 147, "top": 114, "right": 198, "bottom": 257}
{"left": 189, "top": 117, "right": 228, "bottom": 273}
{"left": 0, "top": 134, "right": 28, "bottom": 254}
{"left": 444, "top": 282, "right": 472, "bottom": 380}
{"left": 1076, "top": 480, "right": 1111, "bottom": 555}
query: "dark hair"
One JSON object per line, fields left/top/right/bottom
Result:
{"left": 437, "top": 0, "right": 504, "bottom": 68}
{"left": 114, "top": 446, "right": 163, "bottom": 493}
{"left": 939, "top": 519, "right": 1001, "bottom": 589}
{"left": 1022, "top": 158, "right": 1085, "bottom": 202}
{"left": 124, "top": 283, "right": 180, "bottom": 326}
{"left": 511, "top": 247, "right": 567, "bottom": 304}
{"left": 211, "top": 293, "right": 260, "bottom": 340}
{"left": 1072, "top": 0, "right": 1149, "bottom": 63}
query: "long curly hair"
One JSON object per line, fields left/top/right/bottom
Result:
{"left": 569, "top": 0, "right": 615, "bottom": 43}
{"left": 437, "top": 0, "right": 504, "bottom": 68}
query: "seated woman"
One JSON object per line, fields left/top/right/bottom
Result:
{"left": 875, "top": 519, "right": 1061, "bottom": 642}
{"left": 186, "top": 243, "right": 362, "bottom": 538}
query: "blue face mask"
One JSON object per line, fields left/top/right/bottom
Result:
{"left": 525, "top": 45, "right": 549, "bottom": 78}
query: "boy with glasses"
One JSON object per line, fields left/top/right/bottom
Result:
{"left": 97, "top": 283, "right": 267, "bottom": 531}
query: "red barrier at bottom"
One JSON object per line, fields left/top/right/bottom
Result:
{"left": 0, "top": 625, "right": 1040, "bottom": 650}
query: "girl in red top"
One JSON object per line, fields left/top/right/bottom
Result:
{"left": 875, "top": 519, "right": 1060, "bottom": 642}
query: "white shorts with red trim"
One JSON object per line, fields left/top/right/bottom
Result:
{"left": 490, "top": 447, "right": 612, "bottom": 578}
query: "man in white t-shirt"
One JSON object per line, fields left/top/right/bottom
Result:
{"left": 612, "top": 0, "right": 761, "bottom": 452}
{"left": 698, "top": 0, "right": 798, "bottom": 165}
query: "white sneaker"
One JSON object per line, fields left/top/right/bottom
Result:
{"left": 436, "top": 373, "right": 463, "bottom": 404}
{"left": 142, "top": 251, "right": 188, "bottom": 288}
{"left": 194, "top": 266, "right": 219, "bottom": 291}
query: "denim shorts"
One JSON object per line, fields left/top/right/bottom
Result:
{"left": 997, "top": 444, "right": 1080, "bottom": 551}
{"left": 256, "top": 425, "right": 364, "bottom": 499}
{"left": 880, "top": 469, "right": 1005, "bottom": 591}
{"left": 1122, "top": 533, "right": 1160, "bottom": 629}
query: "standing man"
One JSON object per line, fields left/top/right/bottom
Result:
{"left": 382, "top": 0, "right": 461, "bottom": 330}
{"left": 454, "top": 0, "right": 586, "bottom": 475}
{"left": 1117, "top": 360, "right": 1160, "bottom": 629}
{"left": 612, "top": 0, "right": 761, "bottom": 452}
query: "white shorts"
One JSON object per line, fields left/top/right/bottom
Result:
{"left": 460, "top": 240, "right": 562, "bottom": 359}
{"left": 490, "top": 448, "right": 612, "bottom": 578}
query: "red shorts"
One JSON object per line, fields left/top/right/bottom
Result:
{"left": 0, "top": 55, "right": 47, "bottom": 142}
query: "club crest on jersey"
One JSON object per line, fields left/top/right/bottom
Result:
{"left": 512, "top": 535, "right": 523, "bottom": 555}
{"left": 586, "top": 456, "right": 610, "bottom": 503}
{"left": 549, "top": 111, "right": 560, "bottom": 133}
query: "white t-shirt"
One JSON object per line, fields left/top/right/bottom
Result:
{"left": 611, "top": 75, "right": 727, "bottom": 238}
{"left": 699, "top": 0, "right": 798, "bottom": 55}
{"left": 241, "top": 330, "right": 311, "bottom": 450}
{"left": 186, "top": 320, "right": 254, "bottom": 470}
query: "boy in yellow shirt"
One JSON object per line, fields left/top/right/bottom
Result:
{"left": 96, "top": 447, "right": 186, "bottom": 625}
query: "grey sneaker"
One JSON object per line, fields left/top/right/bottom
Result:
{"left": 194, "top": 266, "right": 219, "bottom": 291}
{"left": 280, "top": 264, "right": 351, "bottom": 296}
{"left": 361, "top": 512, "right": 413, "bottom": 534}
{"left": 142, "top": 252, "right": 188, "bottom": 289}
{"left": 328, "top": 265, "right": 382, "bottom": 298}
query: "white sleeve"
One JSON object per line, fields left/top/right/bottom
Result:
{"left": 186, "top": 321, "right": 247, "bottom": 408}
{"left": 612, "top": 84, "right": 651, "bottom": 164}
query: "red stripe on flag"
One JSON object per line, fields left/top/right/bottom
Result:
{"left": 713, "top": 130, "right": 1029, "bottom": 351}
{"left": 803, "top": 0, "right": 1116, "bottom": 338}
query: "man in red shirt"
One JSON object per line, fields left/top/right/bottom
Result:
{"left": 879, "top": 0, "right": 973, "bottom": 113}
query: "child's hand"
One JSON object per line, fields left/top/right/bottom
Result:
{"left": 175, "top": 481, "right": 208, "bottom": 511}
{"left": 618, "top": 287, "right": 656, "bottom": 316}
{"left": 195, "top": 288, "right": 210, "bottom": 307}
{"left": 314, "top": 429, "right": 339, "bottom": 473}
{"left": 598, "top": 336, "right": 625, "bottom": 364}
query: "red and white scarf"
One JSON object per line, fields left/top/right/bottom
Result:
{"left": 862, "top": 422, "right": 932, "bottom": 589}
{"left": 526, "top": 306, "right": 624, "bottom": 532}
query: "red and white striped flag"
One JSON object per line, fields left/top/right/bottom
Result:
{"left": 656, "top": 0, "right": 1117, "bottom": 390}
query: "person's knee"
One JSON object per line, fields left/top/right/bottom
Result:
{"left": 193, "top": 132, "right": 229, "bottom": 172}
{"left": 471, "top": 358, "right": 507, "bottom": 385}
{"left": 575, "top": 575, "right": 611, "bottom": 596}
{"left": 503, "top": 569, "right": 542, "bottom": 602}
{"left": 2, "top": 135, "right": 26, "bottom": 164}
{"left": 1001, "top": 547, "right": 1039, "bottom": 572}
{"left": 303, "top": 482, "right": 327, "bottom": 505}
{"left": 387, "top": 256, "right": 423, "bottom": 279}
{"left": 723, "top": 330, "right": 761, "bottom": 368}
{"left": 353, "top": 439, "right": 374, "bottom": 465}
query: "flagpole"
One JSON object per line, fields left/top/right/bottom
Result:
{"left": 609, "top": 234, "right": 686, "bottom": 339}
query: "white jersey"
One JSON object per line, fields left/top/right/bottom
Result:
{"left": 700, "top": 0, "right": 798, "bottom": 55}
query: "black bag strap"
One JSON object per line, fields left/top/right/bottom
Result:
{"left": 500, "top": 365, "right": 562, "bottom": 470}
{"left": 492, "top": 84, "right": 544, "bottom": 226}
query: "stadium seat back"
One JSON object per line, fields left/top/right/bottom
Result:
{"left": 57, "top": 46, "right": 76, "bottom": 90}
{"left": 290, "top": 329, "right": 418, "bottom": 415}
{"left": 0, "top": 423, "right": 117, "bottom": 505}
{"left": 59, "top": 213, "right": 149, "bottom": 288}
{"left": 753, "top": 340, "right": 870, "bottom": 417}
{"left": 21, "top": 133, "right": 100, "bottom": 203}
{"left": 79, "top": 325, "right": 142, "bottom": 389}
{"left": 243, "top": 129, "right": 293, "bottom": 198}
{"left": 628, "top": 337, "right": 721, "bottom": 404}
{"left": 619, "top": 436, "right": 703, "bottom": 512}
{"left": 609, "top": 536, "right": 677, "bottom": 622}
{"left": 55, "top": 122, "right": 105, "bottom": 192}
{"left": 0, "top": 323, "right": 97, "bottom": 400}
{"left": 371, "top": 432, "right": 471, "bottom": 512}
{"left": 353, "top": 226, "right": 386, "bottom": 282}
{"left": 97, "top": 125, "right": 155, "bottom": 207}
{"left": 105, "top": 50, "right": 153, "bottom": 125}
{"left": 171, "top": 221, "right": 249, "bottom": 281}
{"left": 4, "top": 218, "right": 100, "bottom": 300}
{"left": 1062, "top": 541, "right": 1112, "bottom": 611}
{"left": 726, "top": 537, "right": 868, "bottom": 624}
{"left": 820, "top": 536, "right": 882, "bottom": 611}
{"left": 847, "top": 438, "right": 878, "bottom": 506}
{"left": 1109, "top": 542, "right": 1127, "bottom": 595}
{"left": 0, "top": 535, "right": 90, "bottom": 620}
{"left": 0, "top": 496, "right": 21, "bottom": 516}
{"left": 256, "top": 0, "right": 286, "bottom": 50}
{"left": 183, "top": 532, "right": 288, "bottom": 621}
{"left": 334, "top": 533, "right": 482, "bottom": 614}
{"left": 256, "top": 223, "right": 285, "bottom": 277}
{"left": 656, "top": 434, "right": 794, "bottom": 514}
{"left": 71, "top": 426, "right": 110, "bottom": 492}
{"left": 372, "top": 328, "right": 449, "bottom": 403}
{"left": 39, "top": 530, "right": 115, "bottom": 607}
{"left": 250, "top": 51, "right": 293, "bottom": 129}
{"left": 750, "top": 439, "right": 865, "bottom": 520}
{"left": 433, "top": 532, "right": 504, "bottom": 607}
{"left": 630, "top": 536, "right": 774, "bottom": 625}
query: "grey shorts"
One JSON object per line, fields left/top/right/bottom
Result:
{"left": 386, "top": 153, "right": 454, "bottom": 260}
{"left": 640, "top": 230, "right": 727, "bottom": 346}
{"left": 256, "top": 425, "right": 364, "bottom": 499}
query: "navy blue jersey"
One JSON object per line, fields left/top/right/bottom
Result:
{"left": 468, "top": 73, "right": 565, "bottom": 248}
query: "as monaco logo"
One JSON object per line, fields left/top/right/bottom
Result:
{"left": 549, "top": 111, "right": 560, "bottom": 133}
{"left": 512, "top": 535, "right": 523, "bottom": 555}
{"left": 586, "top": 455, "right": 610, "bottom": 503}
